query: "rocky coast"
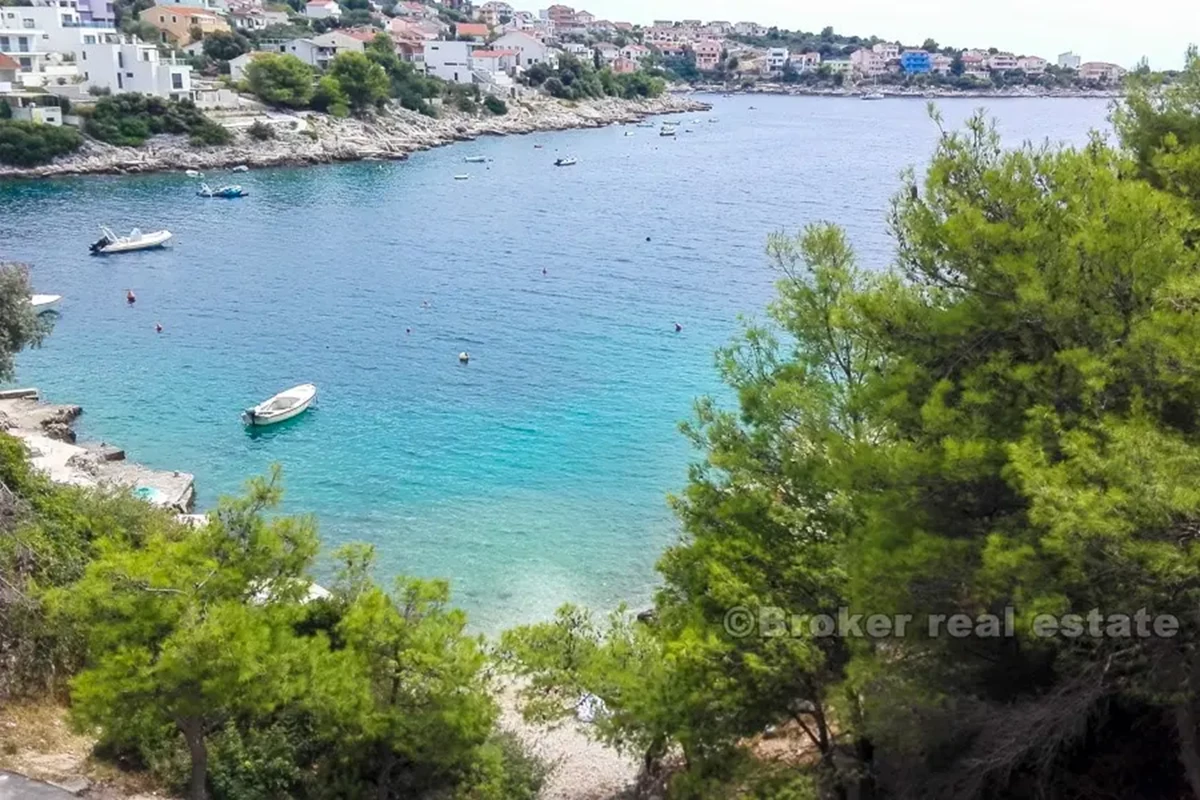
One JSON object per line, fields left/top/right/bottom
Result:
{"left": 0, "top": 94, "right": 709, "bottom": 180}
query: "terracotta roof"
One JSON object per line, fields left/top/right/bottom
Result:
{"left": 0, "top": 53, "right": 19, "bottom": 70}
{"left": 455, "top": 22, "right": 489, "bottom": 35}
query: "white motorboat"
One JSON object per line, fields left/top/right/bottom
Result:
{"left": 454, "top": 174, "right": 470, "bottom": 180}
{"left": 659, "top": 126, "right": 676, "bottom": 137}
{"left": 554, "top": 157, "right": 577, "bottom": 166}
{"left": 89, "top": 226, "right": 173, "bottom": 255}
{"left": 243, "top": 383, "right": 316, "bottom": 426}
{"left": 185, "top": 169, "right": 203, "bottom": 178}
{"left": 231, "top": 164, "right": 249, "bottom": 172}
{"left": 636, "top": 122, "right": 654, "bottom": 128}
{"left": 29, "top": 294, "right": 62, "bottom": 314}
{"left": 463, "top": 156, "right": 490, "bottom": 163}
{"left": 862, "top": 91, "right": 885, "bottom": 100}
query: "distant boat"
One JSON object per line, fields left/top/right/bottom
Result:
{"left": 708, "top": 118, "right": 719, "bottom": 123}
{"left": 29, "top": 294, "right": 61, "bottom": 314}
{"left": 243, "top": 383, "right": 316, "bottom": 426}
{"left": 185, "top": 169, "right": 203, "bottom": 178}
{"left": 861, "top": 91, "right": 885, "bottom": 100}
{"left": 89, "top": 226, "right": 172, "bottom": 255}
{"left": 624, "top": 131, "right": 634, "bottom": 136}
{"left": 554, "top": 157, "right": 577, "bottom": 166}
{"left": 533, "top": 144, "right": 544, "bottom": 149}
{"left": 198, "top": 183, "right": 247, "bottom": 198}
{"left": 659, "top": 126, "right": 676, "bottom": 137}
{"left": 454, "top": 174, "right": 470, "bottom": 180}
{"left": 636, "top": 122, "right": 655, "bottom": 128}
{"left": 463, "top": 156, "right": 490, "bottom": 163}
{"left": 748, "top": 105, "right": 757, "bottom": 110}
{"left": 231, "top": 164, "right": 249, "bottom": 172}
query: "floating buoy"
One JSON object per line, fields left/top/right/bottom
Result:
{"left": 458, "top": 352, "right": 470, "bottom": 363}
{"left": 645, "top": 236, "right": 651, "bottom": 242}
{"left": 406, "top": 327, "right": 411, "bottom": 334}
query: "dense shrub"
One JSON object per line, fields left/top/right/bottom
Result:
{"left": 83, "top": 94, "right": 230, "bottom": 147}
{"left": 0, "top": 120, "right": 83, "bottom": 167}
{"left": 246, "top": 120, "right": 275, "bottom": 141}
{"left": 483, "top": 94, "right": 507, "bottom": 115}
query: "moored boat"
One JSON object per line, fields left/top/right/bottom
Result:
{"left": 231, "top": 164, "right": 249, "bottom": 172}
{"left": 463, "top": 156, "right": 490, "bottom": 163}
{"left": 454, "top": 174, "right": 470, "bottom": 180}
{"left": 659, "top": 125, "right": 676, "bottom": 137}
{"left": 185, "top": 169, "right": 203, "bottom": 178}
{"left": 636, "top": 122, "right": 654, "bottom": 128}
{"left": 243, "top": 383, "right": 317, "bottom": 426}
{"left": 861, "top": 91, "right": 885, "bottom": 100}
{"left": 29, "top": 294, "right": 62, "bottom": 314}
{"left": 198, "top": 183, "right": 247, "bottom": 198}
{"left": 89, "top": 226, "right": 173, "bottom": 255}
{"left": 554, "top": 157, "right": 577, "bottom": 166}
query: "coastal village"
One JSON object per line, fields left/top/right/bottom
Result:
{"left": 0, "top": 0, "right": 1129, "bottom": 128}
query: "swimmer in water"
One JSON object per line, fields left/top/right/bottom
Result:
{"left": 155, "top": 322, "right": 162, "bottom": 333}
{"left": 126, "top": 289, "right": 136, "bottom": 304}
{"left": 674, "top": 322, "right": 682, "bottom": 333}
{"left": 542, "top": 267, "right": 547, "bottom": 275}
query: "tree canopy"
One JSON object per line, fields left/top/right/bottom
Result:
{"left": 503, "top": 55, "right": 1200, "bottom": 799}
{"left": 244, "top": 53, "right": 315, "bottom": 109}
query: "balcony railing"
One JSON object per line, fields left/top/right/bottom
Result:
{"left": 63, "top": 20, "right": 118, "bottom": 28}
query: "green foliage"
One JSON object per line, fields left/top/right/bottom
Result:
{"left": 327, "top": 51, "right": 390, "bottom": 114}
{"left": 83, "top": 94, "right": 229, "bottom": 147}
{"left": 0, "top": 99, "right": 11, "bottom": 119}
{"left": 483, "top": 94, "right": 507, "bottom": 115}
{"left": 0, "top": 263, "right": 52, "bottom": 381}
{"left": 245, "top": 53, "right": 315, "bottom": 108}
{"left": 201, "top": 30, "right": 250, "bottom": 62}
{"left": 246, "top": 119, "right": 274, "bottom": 141}
{"left": 311, "top": 74, "right": 349, "bottom": 118}
{"left": 502, "top": 58, "right": 1200, "bottom": 799}
{"left": 364, "top": 32, "right": 441, "bottom": 116}
{"left": 0, "top": 119, "right": 82, "bottom": 167}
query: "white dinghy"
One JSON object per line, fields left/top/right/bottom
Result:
{"left": 90, "top": 226, "right": 173, "bottom": 255}
{"left": 29, "top": 294, "right": 62, "bottom": 314}
{"left": 243, "top": 383, "right": 317, "bottom": 426}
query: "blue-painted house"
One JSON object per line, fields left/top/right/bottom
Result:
{"left": 900, "top": 49, "right": 932, "bottom": 73}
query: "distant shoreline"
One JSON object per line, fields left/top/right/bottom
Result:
{"left": 685, "top": 85, "right": 1121, "bottom": 100}
{"left": 0, "top": 94, "right": 709, "bottom": 181}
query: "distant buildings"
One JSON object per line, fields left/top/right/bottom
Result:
{"left": 1079, "top": 61, "right": 1125, "bottom": 82}
{"left": 1017, "top": 55, "right": 1047, "bottom": 75}
{"left": 1058, "top": 51, "right": 1081, "bottom": 70}
{"left": 765, "top": 46, "right": 788, "bottom": 73}
{"left": 987, "top": 52, "right": 1018, "bottom": 71}
{"left": 144, "top": 4, "right": 231, "bottom": 46}
{"left": 900, "top": 49, "right": 931, "bottom": 74}
{"left": 693, "top": 39, "right": 722, "bottom": 71}
{"left": 303, "top": 0, "right": 341, "bottom": 20}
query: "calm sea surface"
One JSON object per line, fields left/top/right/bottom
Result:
{"left": 0, "top": 95, "right": 1110, "bottom": 630}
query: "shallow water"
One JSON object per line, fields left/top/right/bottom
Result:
{"left": 0, "top": 94, "right": 1110, "bottom": 630}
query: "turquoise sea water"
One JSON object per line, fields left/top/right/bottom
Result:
{"left": 0, "top": 95, "right": 1110, "bottom": 630}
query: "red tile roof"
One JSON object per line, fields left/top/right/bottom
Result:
{"left": 0, "top": 53, "right": 19, "bottom": 70}
{"left": 455, "top": 22, "right": 489, "bottom": 35}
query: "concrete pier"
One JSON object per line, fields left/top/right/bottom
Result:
{"left": 0, "top": 389, "right": 195, "bottom": 511}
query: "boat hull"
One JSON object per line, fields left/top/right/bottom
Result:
{"left": 95, "top": 231, "right": 173, "bottom": 254}
{"left": 29, "top": 294, "right": 61, "bottom": 314}
{"left": 243, "top": 384, "right": 317, "bottom": 426}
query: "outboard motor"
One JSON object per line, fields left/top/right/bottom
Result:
{"left": 89, "top": 235, "right": 110, "bottom": 254}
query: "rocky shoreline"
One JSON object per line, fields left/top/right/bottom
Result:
{"left": 0, "top": 94, "right": 710, "bottom": 180}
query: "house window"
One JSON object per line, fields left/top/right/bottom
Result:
{"left": 18, "top": 56, "right": 30, "bottom": 69}
{"left": 117, "top": 50, "right": 122, "bottom": 67}
{"left": 116, "top": 72, "right": 122, "bottom": 88}
{"left": 171, "top": 72, "right": 182, "bottom": 88}
{"left": 22, "top": 18, "right": 33, "bottom": 27}
{"left": 0, "top": 37, "right": 8, "bottom": 50}
{"left": 170, "top": 14, "right": 176, "bottom": 21}
{"left": 84, "top": 34, "right": 95, "bottom": 43}
{"left": 81, "top": 50, "right": 86, "bottom": 59}
{"left": 125, "top": 71, "right": 132, "bottom": 77}
{"left": 17, "top": 37, "right": 28, "bottom": 51}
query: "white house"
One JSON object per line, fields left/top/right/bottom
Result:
{"left": 1079, "top": 60, "right": 1125, "bottom": 83}
{"left": 469, "top": 47, "right": 515, "bottom": 74}
{"left": 1057, "top": 51, "right": 1081, "bottom": 70}
{"left": 1016, "top": 55, "right": 1046, "bottom": 75}
{"left": 80, "top": 35, "right": 191, "bottom": 97}
{"left": 303, "top": 0, "right": 340, "bottom": 19}
{"left": 765, "top": 46, "right": 788, "bottom": 73}
{"left": 619, "top": 43, "right": 649, "bottom": 62}
{"left": 792, "top": 51, "right": 820, "bottom": 71}
{"left": 871, "top": 42, "right": 899, "bottom": 60}
{"left": 423, "top": 39, "right": 473, "bottom": 82}
{"left": 492, "top": 30, "right": 553, "bottom": 67}
{"left": 593, "top": 41, "right": 617, "bottom": 63}
{"left": 265, "top": 33, "right": 360, "bottom": 70}
{"left": 987, "top": 51, "right": 1018, "bottom": 71}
